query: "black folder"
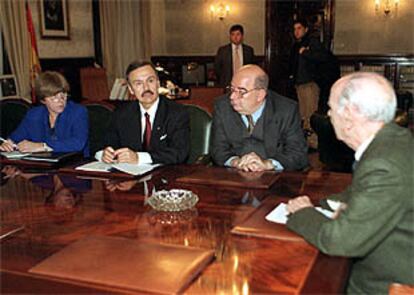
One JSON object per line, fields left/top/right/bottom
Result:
{"left": 22, "top": 152, "right": 81, "bottom": 163}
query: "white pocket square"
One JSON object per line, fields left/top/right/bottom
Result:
{"left": 160, "top": 134, "right": 167, "bottom": 140}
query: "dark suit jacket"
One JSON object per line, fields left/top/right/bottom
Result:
{"left": 104, "top": 96, "right": 190, "bottom": 164}
{"left": 287, "top": 123, "right": 414, "bottom": 294}
{"left": 214, "top": 43, "right": 255, "bottom": 87}
{"left": 211, "top": 90, "right": 309, "bottom": 171}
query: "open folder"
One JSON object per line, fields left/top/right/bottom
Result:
{"left": 29, "top": 235, "right": 215, "bottom": 294}
{"left": 76, "top": 161, "right": 161, "bottom": 176}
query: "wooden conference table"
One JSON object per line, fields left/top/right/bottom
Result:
{"left": 0, "top": 163, "right": 352, "bottom": 294}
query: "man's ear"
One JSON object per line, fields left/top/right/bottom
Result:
{"left": 127, "top": 83, "right": 134, "bottom": 95}
{"left": 256, "top": 89, "right": 267, "bottom": 103}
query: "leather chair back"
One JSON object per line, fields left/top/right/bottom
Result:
{"left": 0, "top": 98, "right": 31, "bottom": 138}
{"left": 185, "top": 104, "right": 212, "bottom": 164}
{"left": 83, "top": 102, "right": 114, "bottom": 156}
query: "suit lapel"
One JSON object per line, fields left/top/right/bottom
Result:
{"left": 242, "top": 44, "right": 248, "bottom": 65}
{"left": 262, "top": 96, "right": 278, "bottom": 151}
{"left": 133, "top": 102, "right": 143, "bottom": 147}
{"left": 151, "top": 97, "right": 167, "bottom": 148}
{"left": 227, "top": 44, "right": 233, "bottom": 74}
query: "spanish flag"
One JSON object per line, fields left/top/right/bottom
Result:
{"left": 26, "top": 2, "right": 41, "bottom": 103}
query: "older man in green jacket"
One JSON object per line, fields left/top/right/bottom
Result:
{"left": 286, "top": 72, "right": 413, "bottom": 294}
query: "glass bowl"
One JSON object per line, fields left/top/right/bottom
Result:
{"left": 146, "top": 189, "right": 199, "bottom": 212}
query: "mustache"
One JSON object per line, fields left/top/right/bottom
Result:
{"left": 142, "top": 90, "right": 154, "bottom": 97}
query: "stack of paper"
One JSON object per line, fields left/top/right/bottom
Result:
{"left": 0, "top": 151, "right": 30, "bottom": 159}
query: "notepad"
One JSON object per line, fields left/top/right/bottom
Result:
{"left": 29, "top": 235, "right": 215, "bottom": 294}
{"left": 265, "top": 203, "right": 335, "bottom": 224}
{"left": 76, "top": 161, "right": 160, "bottom": 176}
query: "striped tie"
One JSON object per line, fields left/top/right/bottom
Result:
{"left": 246, "top": 115, "right": 254, "bottom": 134}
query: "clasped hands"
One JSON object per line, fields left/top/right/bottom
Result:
{"left": 0, "top": 139, "right": 44, "bottom": 153}
{"left": 231, "top": 152, "right": 274, "bottom": 172}
{"left": 102, "top": 146, "right": 138, "bottom": 164}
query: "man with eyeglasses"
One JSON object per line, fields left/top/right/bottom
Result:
{"left": 211, "top": 65, "right": 308, "bottom": 172}
{"left": 95, "top": 61, "right": 190, "bottom": 165}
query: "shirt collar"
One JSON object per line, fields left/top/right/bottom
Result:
{"left": 248, "top": 100, "right": 266, "bottom": 124}
{"left": 232, "top": 43, "right": 241, "bottom": 50}
{"left": 354, "top": 134, "right": 375, "bottom": 161}
{"left": 140, "top": 97, "right": 159, "bottom": 119}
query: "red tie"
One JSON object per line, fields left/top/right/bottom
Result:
{"left": 143, "top": 112, "right": 151, "bottom": 151}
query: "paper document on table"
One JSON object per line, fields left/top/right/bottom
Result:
{"left": 0, "top": 151, "right": 30, "bottom": 159}
{"left": 265, "top": 202, "right": 335, "bottom": 224}
{"left": 76, "top": 161, "right": 161, "bottom": 176}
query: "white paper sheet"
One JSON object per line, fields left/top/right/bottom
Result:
{"left": 1, "top": 151, "right": 30, "bottom": 159}
{"left": 76, "top": 161, "right": 160, "bottom": 176}
{"left": 265, "top": 202, "right": 335, "bottom": 224}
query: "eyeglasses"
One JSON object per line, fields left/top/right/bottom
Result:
{"left": 225, "top": 86, "right": 262, "bottom": 98}
{"left": 48, "top": 92, "right": 68, "bottom": 102}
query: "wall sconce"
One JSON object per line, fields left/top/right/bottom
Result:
{"left": 375, "top": 0, "right": 399, "bottom": 17}
{"left": 210, "top": 2, "right": 230, "bottom": 21}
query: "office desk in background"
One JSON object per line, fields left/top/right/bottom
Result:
{"left": 0, "top": 164, "right": 352, "bottom": 294}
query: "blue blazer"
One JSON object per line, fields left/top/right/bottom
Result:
{"left": 10, "top": 101, "right": 89, "bottom": 157}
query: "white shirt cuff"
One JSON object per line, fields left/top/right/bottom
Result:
{"left": 95, "top": 150, "right": 103, "bottom": 161}
{"left": 224, "top": 156, "right": 238, "bottom": 167}
{"left": 269, "top": 159, "right": 284, "bottom": 171}
{"left": 137, "top": 152, "right": 152, "bottom": 164}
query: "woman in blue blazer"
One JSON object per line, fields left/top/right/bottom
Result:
{"left": 0, "top": 71, "right": 89, "bottom": 157}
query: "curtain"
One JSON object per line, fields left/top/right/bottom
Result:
{"left": 0, "top": 0, "right": 31, "bottom": 101}
{"left": 100, "top": 0, "right": 152, "bottom": 87}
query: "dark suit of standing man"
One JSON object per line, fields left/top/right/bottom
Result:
{"left": 211, "top": 65, "right": 308, "bottom": 172}
{"left": 286, "top": 72, "right": 414, "bottom": 294}
{"left": 289, "top": 19, "right": 340, "bottom": 148}
{"left": 96, "top": 61, "right": 190, "bottom": 165}
{"left": 215, "top": 24, "right": 255, "bottom": 87}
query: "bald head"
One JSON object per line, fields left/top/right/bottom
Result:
{"left": 234, "top": 65, "right": 269, "bottom": 90}
{"left": 331, "top": 72, "right": 396, "bottom": 123}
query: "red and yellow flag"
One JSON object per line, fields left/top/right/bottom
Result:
{"left": 26, "top": 2, "right": 41, "bottom": 103}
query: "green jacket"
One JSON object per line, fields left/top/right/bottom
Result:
{"left": 287, "top": 123, "right": 414, "bottom": 294}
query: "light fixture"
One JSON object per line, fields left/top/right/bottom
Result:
{"left": 210, "top": 2, "right": 230, "bottom": 21}
{"left": 375, "top": 0, "right": 399, "bottom": 17}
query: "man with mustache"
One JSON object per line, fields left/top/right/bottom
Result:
{"left": 96, "top": 61, "right": 190, "bottom": 165}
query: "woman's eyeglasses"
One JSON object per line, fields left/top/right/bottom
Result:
{"left": 48, "top": 92, "right": 68, "bottom": 102}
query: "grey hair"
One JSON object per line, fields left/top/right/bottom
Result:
{"left": 337, "top": 72, "right": 396, "bottom": 123}
{"left": 254, "top": 73, "right": 269, "bottom": 89}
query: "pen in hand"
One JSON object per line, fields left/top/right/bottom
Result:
{"left": 0, "top": 137, "right": 18, "bottom": 151}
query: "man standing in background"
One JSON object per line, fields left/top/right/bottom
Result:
{"left": 215, "top": 24, "right": 255, "bottom": 87}
{"left": 289, "top": 18, "right": 340, "bottom": 149}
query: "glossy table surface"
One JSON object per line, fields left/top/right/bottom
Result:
{"left": 0, "top": 164, "right": 352, "bottom": 294}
